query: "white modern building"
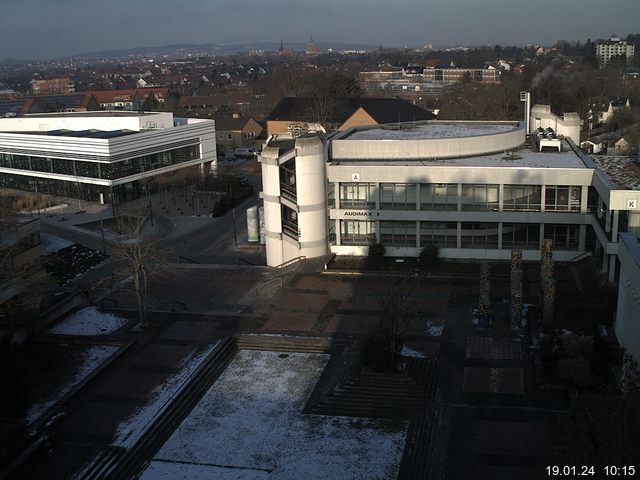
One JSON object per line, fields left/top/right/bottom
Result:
{"left": 596, "top": 36, "right": 635, "bottom": 68}
{"left": 259, "top": 107, "right": 640, "bottom": 286}
{"left": 615, "top": 233, "right": 640, "bottom": 361}
{"left": 0, "top": 111, "right": 216, "bottom": 204}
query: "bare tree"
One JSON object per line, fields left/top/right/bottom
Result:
{"left": 108, "top": 214, "right": 167, "bottom": 328}
{"left": 360, "top": 275, "right": 426, "bottom": 369}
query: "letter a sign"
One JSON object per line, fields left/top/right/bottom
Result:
{"left": 351, "top": 173, "right": 360, "bottom": 182}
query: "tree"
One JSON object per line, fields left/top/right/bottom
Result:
{"left": 419, "top": 243, "right": 440, "bottom": 270}
{"left": 360, "top": 276, "right": 426, "bottom": 371}
{"left": 303, "top": 72, "right": 364, "bottom": 127}
{"left": 108, "top": 214, "right": 166, "bottom": 328}
{"left": 367, "top": 242, "right": 385, "bottom": 268}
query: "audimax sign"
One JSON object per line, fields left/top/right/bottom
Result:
{"left": 343, "top": 210, "right": 379, "bottom": 217}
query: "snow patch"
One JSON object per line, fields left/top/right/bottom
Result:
{"left": 142, "top": 350, "right": 407, "bottom": 480}
{"left": 112, "top": 342, "right": 220, "bottom": 448}
{"left": 401, "top": 345, "right": 426, "bottom": 358}
{"left": 48, "top": 307, "right": 128, "bottom": 336}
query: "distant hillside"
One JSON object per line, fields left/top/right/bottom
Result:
{"left": 68, "top": 42, "right": 379, "bottom": 60}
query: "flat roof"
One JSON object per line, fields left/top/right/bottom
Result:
{"left": 345, "top": 122, "right": 518, "bottom": 140}
{"left": 331, "top": 146, "right": 588, "bottom": 169}
{"left": 592, "top": 155, "right": 640, "bottom": 190}
{"left": 20, "top": 111, "right": 159, "bottom": 118}
{"left": 12, "top": 129, "right": 138, "bottom": 139}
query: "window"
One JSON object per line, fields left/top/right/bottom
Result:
{"left": 421, "top": 183, "right": 458, "bottom": 210}
{"left": 380, "top": 183, "right": 416, "bottom": 210}
{"left": 420, "top": 221, "right": 457, "bottom": 247}
{"left": 461, "top": 223, "right": 499, "bottom": 248}
{"left": 340, "top": 220, "right": 376, "bottom": 245}
{"left": 380, "top": 221, "right": 416, "bottom": 246}
{"left": 502, "top": 223, "right": 540, "bottom": 249}
{"left": 545, "top": 186, "right": 581, "bottom": 211}
{"left": 281, "top": 205, "right": 298, "bottom": 239}
{"left": 461, "top": 184, "right": 499, "bottom": 211}
{"left": 227, "top": 134, "right": 232, "bottom": 140}
{"left": 339, "top": 183, "right": 376, "bottom": 208}
{"left": 279, "top": 159, "right": 296, "bottom": 201}
{"left": 327, "top": 182, "right": 335, "bottom": 209}
{"left": 503, "top": 185, "right": 541, "bottom": 211}
{"left": 544, "top": 224, "right": 579, "bottom": 250}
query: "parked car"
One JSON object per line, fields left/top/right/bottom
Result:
{"left": 234, "top": 147, "right": 257, "bottom": 158}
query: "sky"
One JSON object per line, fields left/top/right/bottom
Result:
{"left": 1, "top": 0, "right": 639, "bottom": 60}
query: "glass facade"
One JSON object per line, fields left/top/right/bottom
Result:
{"left": 281, "top": 204, "right": 298, "bottom": 239}
{"left": 340, "top": 220, "right": 376, "bottom": 245}
{"left": 0, "top": 145, "right": 199, "bottom": 181}
{"left": 421, "top": 183, "right": 458, "bottom": 210}
{"left": 502, "top": 223, "right": 540, "bottom": 249}
{"left": 380, "top": 221, "right": 416, "bottom": 246}
{"left": 339, "top": 183, "right": 376, "bottom": 208}
{"left": 545, "top": 186, "right": 581, "bottom": 212}
{"left": 544, "top": 223, "right": 579, "bottom": 250}
{"left": 380, "top": 183, "right": 416, "bottom": 210}
{"left": 461, "top": 222, "right": 499, "bottom": 248}
{"left": 420, "top": 221, "right": 457, "bottom": 247}
{"left": 461, "top": 184, "right": 499, "bottom": 211}
{"left": 503, "top": 185, "right": 541, "bottom": 211}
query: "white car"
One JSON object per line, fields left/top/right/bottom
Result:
{"left": 234, "top": 147, "right": 257, "bottom": 158}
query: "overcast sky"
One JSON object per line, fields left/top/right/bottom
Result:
{"left": 1, "top": 0, "right": 639, "bottom": 60}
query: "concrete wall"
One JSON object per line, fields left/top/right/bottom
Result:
{"left": 332, "top": 124, "right": 525, "bottom": 160}
{"left": 530, "top": 105, "right": 581, "bottom": 145}
{"left": 295, "top": 136, "right": 328, "bottom": 260}
{"left": 0, "top": 112, "right": 173, "bottom": 132}
{"left": 616, "top": 233, "right": 640, "bottom": 361}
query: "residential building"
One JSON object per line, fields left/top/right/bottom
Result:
{"left": 0, "top": 93, "right": 98, "bottom": 116}
{"left": 30, "top": 78, "right": 75, "bottom": 95}
{"left": 596, "top": 36, "right": 635, "bottom": 68}
{"left": 0, "top": 111, "right": 216, "bottom": 204}
{"left": 90, "top": 90, "right": 143, "bottom": 111}
{"left": 214, "top": 114, "right": 263, "bottom": 157}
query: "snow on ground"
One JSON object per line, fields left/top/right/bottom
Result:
{"left": 401, "top": 345, "right": 426, "bottom": 358}
{"left": 426, "top": 319, "right": 445, "bottom": 337}
{"left": 112, "top": 342, "right": 220, "bottom": 448}
{"left": 48, "top": 307, "right": 128, "bottom": 336}
{"left": 141, "top": 350, "right": 407, "bottom": 480}
{"left": 140, "top": 461, "right": 270, "bottom": 480}
{"left": 41, "top": 233, "right": 73, "bottom": 255}
{"left": 348, "top": 123, "right": 515, "bottom": 140}
{"left": 24, "top": 345, "right": 118, "bottom": 424}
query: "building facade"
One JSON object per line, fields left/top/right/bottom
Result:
{"left": 0, "top": 111, "right": 216, "bottom": 204}
{"left": 597, "top": 36, "right": 635, "bottom": 68}
{"left": 259, "top": 112, "right": 640, "bottom": 286}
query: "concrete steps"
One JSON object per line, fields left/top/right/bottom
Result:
{"left": 73, "top": 338, "right": 238, "bottom": 480}
{"left": 307, "top": 358, "right": 439, "bottom": 420}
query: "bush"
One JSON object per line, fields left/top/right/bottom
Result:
{"left": 361, "top": 335, "right": 392, "bottom": 372}
{"left": 367, "top": 242, "right": 386, "bottom": 267}
{"left": 419, "top": 243, "right": 440, "bottom": 270}
{"left": 558, "top": 356, "right": 593, "bottom": 388}
{"left": 562, "top": 334, "right": 595, "bottom": 359}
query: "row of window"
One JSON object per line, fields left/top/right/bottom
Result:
{"left": 339, "top": 220, "right": 580, "bottom": 250}
{"left": 0, "top": 145, "right": 200, "bottom": 181}
{"left": 335, "top": 183, "right": 582, "bottom": 212}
